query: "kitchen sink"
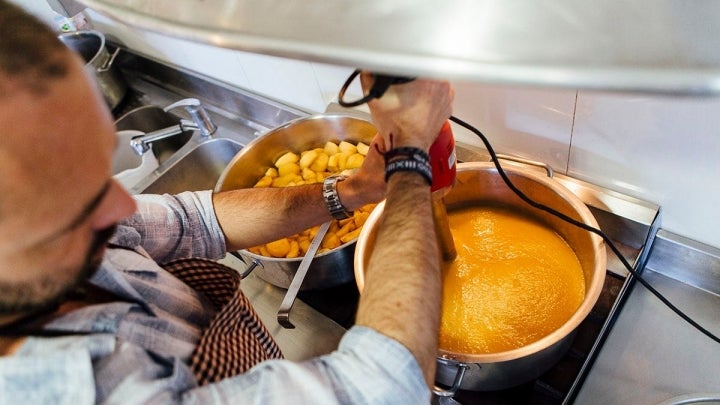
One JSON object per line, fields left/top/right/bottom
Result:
{"left": 115, "top": 105, "right": 194, "bottom": 164}
{"left": 140, "top": 138, "right": 243, "bottom": 194}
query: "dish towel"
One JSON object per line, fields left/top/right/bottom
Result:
{"left": 161, "top": 257, "right": 283, "bottom": 385}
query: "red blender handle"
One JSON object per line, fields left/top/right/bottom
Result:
{"left": 429, "top": 120, "right": 457, "bottom": 193}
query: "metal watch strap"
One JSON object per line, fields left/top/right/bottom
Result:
{"left": 323, "top": 175, "right": 353, "bottom": 220}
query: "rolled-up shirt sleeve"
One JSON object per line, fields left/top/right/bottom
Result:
{"left": 182, "top": 326, "right": 430, "bottom": 404}
{"left": 120, "top": 191, "right": 227, "bottom": 263}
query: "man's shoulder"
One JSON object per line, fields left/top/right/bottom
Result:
{"left": 109, "top": 224, "right": 142, "bottom": 250}
{"left": 0, "top": 337, "right": 97, "bottom": 402}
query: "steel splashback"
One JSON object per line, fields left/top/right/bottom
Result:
{"left": 79, "top": 0, "right": 720, "bottom": 96}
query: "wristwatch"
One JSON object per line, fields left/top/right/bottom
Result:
{"left": 323, "top": 175, "right": 353, "bottom": 220}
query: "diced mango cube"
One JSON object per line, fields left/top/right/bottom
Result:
{"left": 324, "top": 141, "right": 339, "bottom": 155}
{"left": 258, "top": 245, "right": 271, "bottom": 257}
{"left": 346, "top": 153, "right": 364, "bottom": 169}
{"left": 321, "top": 233, "right": 341, "bottom": 250}
{"left": 307, "top": 225, "right": 320, "bottom": 239}
{"left": 299, "top": 149, "right": 318, "bottom": 169}
{"left": 254, "top": 176, "right": 273, "bottom": 188}
{"left": 327, "top": 153, "right": 340, "bottom": 172}
{"left": 340, "top": 227, "right": 362, "bottom": 244}
{"left": 302, "top": 167, "right": 316, "bottom": 181}
{"left": 266, "top": 238, "right": 291, "bottom": 257}
{"left": 337, "top": 153, "right": 348, "bottom": 171}
{"left": 335, "top": 221, "right": 355, "bottom": 238}
{"left": 338, "top": 141, "right": 357, "bottom": 154}
{"left": 274, "top": 151, "right": 299, "bottom": 167}
{"left": 353, "top": 211, "right": 370, "bottom": 228}
{"left": 309, "top": 152, "right": 329, "bottom": 172}
{"left": 265, "top": 167, "right": 279, "bottom": 177}
{"left": 298, "top": 237, "right": 310, "bottom": 254}
{"left": 277, "top": 162, "right": 300, "bottom": 177}
{"left": 286, "top": 240, "right": 300, "bottom": 258}
{"left": 272, "top": 173, "right": 301, "bottom": 187}
{"left": 356, "top": 142, "right": 370, "bottom": 156}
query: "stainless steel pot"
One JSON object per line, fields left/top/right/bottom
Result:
{"left": 354, "top": 161, "right": 607, "bottom": 392}
{"left": 215, "top": 114, "right": 377, "bottom": 290}
{"left": 58, "top": 30, "right": 127, "bottom": 109}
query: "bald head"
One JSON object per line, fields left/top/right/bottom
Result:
{"left": 0, "top": 1, "right": 139, "bottom": 322}
{"left": 0, "top": 1, "right": 78, "bottom": 225}
{"left": 0, "top": 0, "right": 70, "bottom": 96}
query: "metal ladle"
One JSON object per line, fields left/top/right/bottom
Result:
{"left": 277, "top": 221, "right": 331, "bottom": 328}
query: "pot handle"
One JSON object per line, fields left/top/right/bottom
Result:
{"left": 228, "top": 251, "right": 262, "bottom": 279}
{"left": 432, "top": 362, "right": 469, "bottom": 399}
{"left": 98, "top": 47, "right": 121, "bottom": 73}
{"left": 495, "top": 153, "right": 554, "bottom": 178}
{"left": 277, "top": 221, "right": 331, "bottom": 329}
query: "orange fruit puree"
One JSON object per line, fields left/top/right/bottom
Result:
{"left": 439, "top": 205, "right": 585, "bottom": 354}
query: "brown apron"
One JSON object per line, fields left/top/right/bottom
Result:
{"left": 162, "top": 258, "right": 283, "bottom": 385}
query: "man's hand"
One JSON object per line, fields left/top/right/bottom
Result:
{"left": 339, "top": 133, "right": 387, "bottom": 211}
{"left": 360, "top": 73, "right": 454, "bottom": 151}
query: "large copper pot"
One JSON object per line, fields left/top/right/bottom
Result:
{"left": 354, "top": 161, "right": 606, "bottom": 391}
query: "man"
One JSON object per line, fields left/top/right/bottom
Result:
{"left": 0, "top": 1, "right": 454, "bottom": 403}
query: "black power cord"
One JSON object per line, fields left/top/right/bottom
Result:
{"left": 448, "top": 114, "right": 720, "bottom": 345}
{"left": 339, "top": 69, "right": 719, "bottom": 344}
{"left": 337, "top": 69, "right": 414, "bottom": 108}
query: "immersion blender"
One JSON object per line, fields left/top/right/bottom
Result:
{"left": 339, "top": 71, "right": 458, "bottom": 262}
{"left": 428, "top": 120, "right": 458, "bottom": 262}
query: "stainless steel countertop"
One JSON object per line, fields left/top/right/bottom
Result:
{"left": 576, "top": 230, "right": 720, "bottom": 404}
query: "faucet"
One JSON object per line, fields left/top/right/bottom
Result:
{"left": 130, "top": 98, "right": 218, "bottom": 156}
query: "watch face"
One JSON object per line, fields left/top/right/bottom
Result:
{"left": 323, "top": 175, "right": 351, "bottom": 220}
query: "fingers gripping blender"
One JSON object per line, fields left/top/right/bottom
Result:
{"left": 339, "top": 71, "right": 458, "bottom": 262}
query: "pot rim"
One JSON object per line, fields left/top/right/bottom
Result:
{"left": 355, "top": 161, "right": 607, "bottom": 363}
{"left": 58, "top": 29, "right": 107, "bottom": 67}
{"left": 214, "top": 113, "right": 374, "bottom": 192}
{"left": 236, "top": 239, "right": 357, "bottom": 262}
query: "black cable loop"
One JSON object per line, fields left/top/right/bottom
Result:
{"left": 338, "top": 69, "right": 415, "bottom": 108}
{"left": 338, "top": 69, "right": 374, "bottom": 108}
{"left": 448, "top": 114, "right": 720, "bottom": 345}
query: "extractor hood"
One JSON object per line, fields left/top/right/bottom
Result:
{"left": 79, "top": 0, "right": 720, "bottom": 96}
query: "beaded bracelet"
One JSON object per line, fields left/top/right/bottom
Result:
{"left": 384, "top": 147, "right": 433, "bottom": 186}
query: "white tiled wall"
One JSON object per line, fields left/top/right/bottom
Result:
{"left": 570, "top": 92, "right": 720, "bottom": 249}
{"left": 25, "top": 3, "right": 720, "bottom": 250}
{"left": 450, "top": 82, "right": 577, "bottom": 173}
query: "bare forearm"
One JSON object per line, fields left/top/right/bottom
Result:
{"left": 355, "top": 172, "right": 441, "bottom": 386}
{"left": 212, "top": 175, "right": 374, "bottom": 252}
{"left": 212, "top": 185, "right": 331, "bottom": 251}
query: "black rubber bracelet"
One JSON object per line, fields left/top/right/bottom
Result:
{"left": 385, "top": 147, "right": 431, "bottom": 165}
{"left": 385, "top": 158, "right": 433, "bottom": 185}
